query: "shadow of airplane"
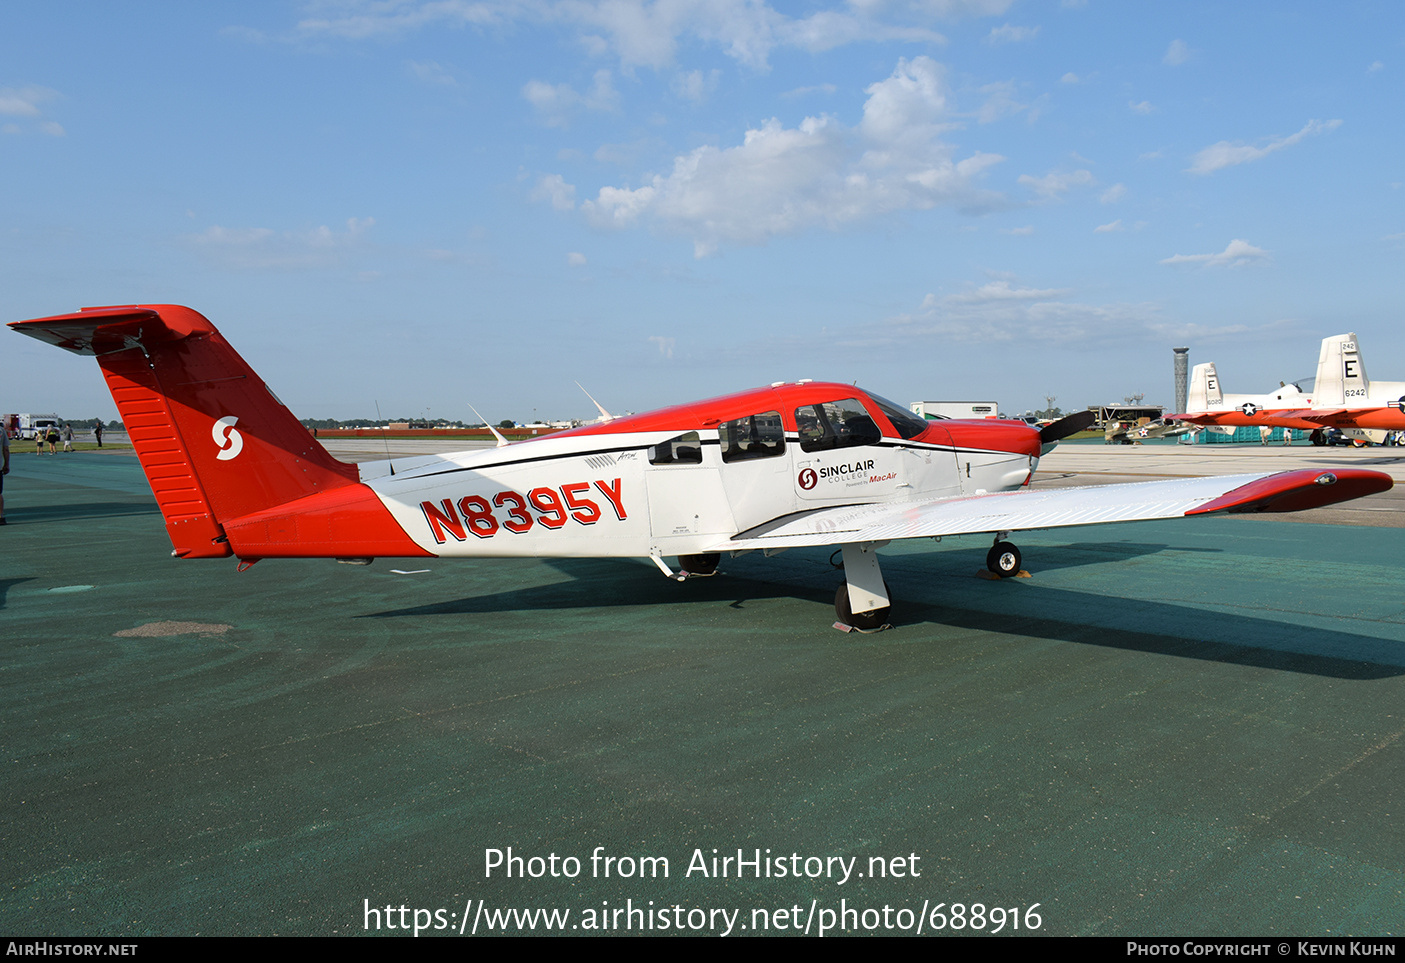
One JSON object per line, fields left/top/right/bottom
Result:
{"left": 0, "top": 578, "right": 36, "bottom": 611}
{"left": 360, "top": 545, "right": 1403, "bottom": 680}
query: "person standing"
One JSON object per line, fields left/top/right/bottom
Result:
{"left": 1, "top": 427, "right": 9, "bottom": 523}
{"left": 62, "top": 423, "right": 74, "bottom": 452}
{"left": 94, "top": 420, "right": 103, "bottom": 448}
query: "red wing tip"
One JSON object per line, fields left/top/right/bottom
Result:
{"left": 1188, "top": 468, "right": 1394, "bottom": 516}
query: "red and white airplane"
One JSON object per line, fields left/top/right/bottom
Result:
{"left": 1174, "top": 334, "right": 1405, "bottom": 438}
{"left": 9, "top": 305, "right": 1394, "bottom": 629}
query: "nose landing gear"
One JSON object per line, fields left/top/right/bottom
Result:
{"left": 986, "top": 536, "right": 1022, "bottom": 578}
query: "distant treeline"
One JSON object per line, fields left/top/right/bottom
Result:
{"left": 298, "top": 417, "right": 478, "bottom": 430}
{"left": 62, "top": 418, "right": 125, "bottom": 431}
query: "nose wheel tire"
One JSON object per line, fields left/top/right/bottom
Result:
{"left": 835, "top": 583, "right": 891, "bottom": 630}
{"left": 986, "top": 541, "right": 1022, "bottom": 578}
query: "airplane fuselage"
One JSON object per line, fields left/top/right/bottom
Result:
{"left": 353, "top": 384, "right": 1041, "bottom": 561}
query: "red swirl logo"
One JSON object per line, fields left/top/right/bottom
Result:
{"left": 798, "top": 468, "right": 817, "bottom": 490}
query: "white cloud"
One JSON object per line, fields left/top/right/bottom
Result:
{"left": 187, "top": 217, "right": 374, "bottom": 270}
{"left": 848, "top": 0, "right": 1013, "bottom": 14}
{"left": 873, "top": 276, "right": 1287, "bottom": 348}
{"left": 648, "top": 335, "right": 676, "bottom": 358}
{"left": 193, "top": 226, "right": 276, "bottom": 246}
{"left": 305, "top": 217, "right": 374, "bottom": 246}
{"left": 1187, "top": 119, "right": 1342, "bottom": 174}
{"left": 1368, "top": 61, "right": 1384, "bottom": 73}
{"left": 672, "top": 68, "right": 720, "bottom": 103}
{"left": 944, "top": 280, "right": 1072, "bottom": 303}
{"left": 1060, "top": 72, "right": 1080, "bottom": 84}
{"left": 1099, "top": 183, "right": 1126, "bottom": 203}
{"left": 1163, "top": 39, "right": 1190, "bottom": 65}
{"left": 408, "top": 60, "right": 457, "bottom": 86}
{"left": 975, "top": 80, "right": 1026, "bottom": 123}
{"left": 1018, "top": 168, "right": 1094, "bottom": 199}
{"left": 555, "top": 56, "right": 1006, "bottom": 256}
{"left": 881, "top": 281, "right": 1160, "bottom": 345}
{"left": 568, "top": 251, "right": 588, "bottom": 266}
{"left": 1160, "top": 238, "right": 1270, "bottom": 268}
{"left": 781, "top": 83, "right": 838, "bottom": 99}
{"left": 523, "top": 70, "right": 619, "bottom": 126}
{"left": 291, "top": 0, "right": 958, "bottom": 70}
{"left": 1128, "top": 100, "right": 1154, "bottom": 115}
{"left": 1094, "top": 219, "right": 1123, "bottom": 232}
{"left": 1003, "top": 225, "right": 1034, "bottom": 235}
{"left": 531, "top": 174, "right": 578, "bottom": 211}
{"left": 986, "top": 23, "right": 1038, "bottom": 44}
{"left": 0, "top": 85, "right": 64, "bottom": 135}
{"left": 0, "top": 85, "right": 58, "bottom": 117}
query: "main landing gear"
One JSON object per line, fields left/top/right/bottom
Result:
{"left": 678, "top": 553, "right": 720, "bottom": 576}
{"left": 665, "top": 535, "right": 1025, "bottom": 630}
{"left": 830, "top": 535, "right": 1026, "bottom": 629}
{"left": 833, "top": 542, "right": 891, "bottom": 630}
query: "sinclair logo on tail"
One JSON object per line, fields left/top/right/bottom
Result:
{"left": 213, "top": 416, "right": 243, "bottom": 461}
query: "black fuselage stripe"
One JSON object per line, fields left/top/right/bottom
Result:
{"left": 388, "top": 436, "right": 1026, "bottom": 481}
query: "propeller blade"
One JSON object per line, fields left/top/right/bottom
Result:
{"left": 1040, "top": 409, "right": 1097, "bottom": 444}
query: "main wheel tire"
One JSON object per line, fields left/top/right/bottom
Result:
{"left": 834, "top": 583, "right": 890, "bottom": 630}
{"left": 678, "top": 552, "right": 721, "bottom": 575}
{"left": 986, "top": 541, "right": 1022, "bottom": 578}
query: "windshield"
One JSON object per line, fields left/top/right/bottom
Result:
{"left": 864, "top": 392, "right": 930, "bottom": 440}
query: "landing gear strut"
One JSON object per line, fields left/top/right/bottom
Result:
{"left": 833, "top": 541, "right": 891, "bottom": 629}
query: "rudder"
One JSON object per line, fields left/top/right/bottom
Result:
{"left": 1187, "top": 362, "right": 1221, "bottom": 411}
{"left": 1313, "top": 333, "right": 1366, "bottom": 407}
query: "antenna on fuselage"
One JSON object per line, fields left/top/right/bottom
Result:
{"left": 469, "top": 403, "right": 509, "bottom": 448}
{"left": 374, "top": 399, "right": 394, "bottom": 476}
{"left": 576, "top": 382, "right": 615, "bottom": 422}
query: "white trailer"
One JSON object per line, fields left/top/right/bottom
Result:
{"left": 910, "top": 401, "right": 1000, "bottom": 421}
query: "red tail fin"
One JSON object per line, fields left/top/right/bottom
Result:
{"left": 10, "top": 304, "right": 358, "bottom": 558}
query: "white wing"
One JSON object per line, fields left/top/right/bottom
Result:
{"left": 712, "top": 470, "right": 1389, "bottom": 551}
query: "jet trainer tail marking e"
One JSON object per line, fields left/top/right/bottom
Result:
{"left": 10, "top": 304, "right": 1393, "bottom": 628}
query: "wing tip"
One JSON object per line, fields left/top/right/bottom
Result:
{"left": 1187, "top": 468, "right": 1393, "bottom": 516}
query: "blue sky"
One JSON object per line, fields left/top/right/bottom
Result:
{"left": 4, "top": 1, "right": 1402, "bottom": 423}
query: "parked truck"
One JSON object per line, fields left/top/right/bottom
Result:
{"left": 3, "top": 413, "right": 60, "bottom": 440}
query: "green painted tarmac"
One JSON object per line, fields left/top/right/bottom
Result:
{"left": 1, "top": 454, "right": 1401, "bottom": 936}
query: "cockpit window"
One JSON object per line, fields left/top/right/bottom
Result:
{"left": 865, "top": 392, "right": 931, "bottom": 440}
{"left": 648, "top": 431, "right": 703, "bottom": 465}
{"left": 719, "top": 411, "right": 785, "bottom": 463}
{"left": 795, "top": 398, "right": 883, "bottom": 453}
